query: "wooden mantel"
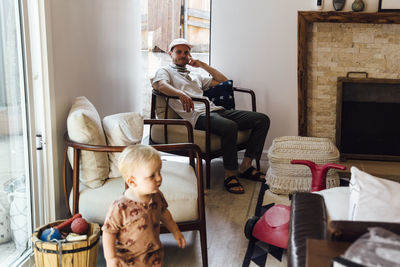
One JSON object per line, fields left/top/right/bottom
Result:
{"left": 298, "top": 11, "right": 400, "bottom": 136}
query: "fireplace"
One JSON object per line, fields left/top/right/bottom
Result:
{"left": 336, "top": 75, "right": 400, "bottom": 161}
{"left": 297, "top": 11, "right": 400, "bottom": 161}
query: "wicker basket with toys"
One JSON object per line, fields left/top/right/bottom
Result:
{"left": 32, "top": 214, "right": 100, "bottom": 267}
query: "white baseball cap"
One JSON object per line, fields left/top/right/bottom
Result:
{"left": 168, "top": 38, "right": 192, "bottom": 52}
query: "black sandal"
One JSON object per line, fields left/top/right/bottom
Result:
{"left": 238, "top": 166, "right": 265, "bottom": 182}
{"left": 223, "top": 176, "right": 245, "bottom": 194}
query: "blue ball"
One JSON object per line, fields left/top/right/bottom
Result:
{"left": 40, "top": 228, "right": 61, "bottom": 241}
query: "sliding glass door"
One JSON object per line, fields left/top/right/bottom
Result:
{"left": 0, "top": 0, "right": 33, "bottom": 265}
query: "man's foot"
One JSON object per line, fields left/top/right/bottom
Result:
{"left": 238, "top": 166, "right": 265, "bottom": 182}
{"left": 223, "top": 176, "right": 245, "bottom": 194}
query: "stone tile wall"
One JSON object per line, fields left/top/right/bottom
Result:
{"left": 307, "top": 22, "right": 400, "bottom": 143}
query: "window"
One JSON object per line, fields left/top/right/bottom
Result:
{"left": 0, "top": 0, "right": 34, "bottom": 265}
{"left": 140, "top": 0, "right": 211, "bottom": 117}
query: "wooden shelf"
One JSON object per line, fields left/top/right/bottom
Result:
{"left": 297, "top": 11, "right": 400, "bottom": 136}
{"left": 298, "top": 11, "right": 400, "bottom": 24}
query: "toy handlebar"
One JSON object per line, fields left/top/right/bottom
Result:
{"left": 290, "top": 160, "right": 346, "bottom": 192}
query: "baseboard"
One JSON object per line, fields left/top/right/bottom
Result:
{"left": 238, "top": 150, "right": 269, "bottom": 161}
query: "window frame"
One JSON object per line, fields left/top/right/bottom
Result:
{"left": 5, "top": 0, "right": 58, "bottom": 265}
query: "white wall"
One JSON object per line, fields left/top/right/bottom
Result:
{"left": 211, "top": 0, "right": 380, "bottom": 150}
{"left": 49, "top": 0, "right": 142, "bottom": 118}
{"left": 44, "top": 0, "right": 382, "bottom": 216}
{"left": 44, "top": 0, "right": 141, "bottom": 217}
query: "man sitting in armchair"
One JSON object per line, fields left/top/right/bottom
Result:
{"left": 151, "top": 38, "right": 270, "bottom": 194}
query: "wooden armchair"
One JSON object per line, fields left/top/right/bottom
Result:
{"left": 63, "top": 119, "right": 208, "bottom": 266}
{"left": 149, "top": 88, "right": 260, "bottom": 189}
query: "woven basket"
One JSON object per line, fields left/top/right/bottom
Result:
{"left": 32, "top": 220, "right": 100, "bottom": 267}
{"left": 268, "top": 136, "right": 339, "bottom": 163}
{"left": 266, "top": 136, "right": 340, "bottom": 194}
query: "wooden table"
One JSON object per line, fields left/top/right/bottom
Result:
{"left": 306, "top": 239, "right": 352, "bottom": 267}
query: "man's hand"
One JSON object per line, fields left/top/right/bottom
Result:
{"left": 187, "top": 55, "right": 228, "bottom": 85}
{"left": 188, "top": 55, "right": 204, "bottom": 68}
{"left": 179, "top": 93, "right": 194, "bottom": 112}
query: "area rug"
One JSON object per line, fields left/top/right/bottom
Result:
{"left": 245, "top": 184, "right": 290, "bottom": 267}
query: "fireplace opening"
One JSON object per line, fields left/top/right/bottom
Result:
{"left": 336, "top": 77, "right": 400, "bottom": 161}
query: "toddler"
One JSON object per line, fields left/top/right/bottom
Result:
{"left": 102, "top": 144, "right": 185, "bottom": 267}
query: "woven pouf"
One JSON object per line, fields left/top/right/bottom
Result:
{"left": 266, "top": 136, "right": 340, "bottom": 194}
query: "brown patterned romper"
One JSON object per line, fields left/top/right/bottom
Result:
{"left": 102, "top": 191, "right": 168, "bottom": 267}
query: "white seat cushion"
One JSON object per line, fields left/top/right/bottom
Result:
{"left": 150, "top": 124, "right": 251, "bottom": 153}
{"left": 314, "top": 186, "right": 350, "bottom": 222}
{"left": 70, "top": 160, "right": 198, "bottom": 224}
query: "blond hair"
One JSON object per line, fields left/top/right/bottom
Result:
{"left": 118, "top": 144, "right": 161, "bottom": 181}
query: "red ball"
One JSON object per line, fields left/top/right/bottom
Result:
{"left": 71, "top": 218, "right": 89, "bottom": 235}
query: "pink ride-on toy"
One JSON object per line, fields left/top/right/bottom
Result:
{"left": 243, "top": 160, "right": 346, "bottom": 267}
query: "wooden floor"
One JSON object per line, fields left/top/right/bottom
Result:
{"left": 97, "top": 157, "right": 287, "bottom": 267}
{"left": 97, "top": 156, "right": 400, "bottom": 267}
{"left": 339, "top": 159, "right": 400, "bottom": 182}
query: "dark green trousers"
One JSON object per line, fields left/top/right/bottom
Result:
{"left": 195, "top": 109, "right": 270, "bottom": 170}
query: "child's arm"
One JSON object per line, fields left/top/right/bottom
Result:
{"left": 160, "top": 209, "right": 186, "bottom": 248}
{"left": 102, "top": 232, "right": 120, "bottom": 266}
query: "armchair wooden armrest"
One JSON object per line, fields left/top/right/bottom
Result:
{"left": 151, "top": 89, "right": 211, "bottom": 154}
{"left": 233, "top": 87, "right": 256, "bottom": 112}
{"left": 151, "top": 87, "right": 256, "bottom": 137}
{"left": 152, "top": 87, "right": 256, "bottom": 113}
{"left": 151, "top": 89, "right": 211, "bottom": 115}
{"left": 144, "top": 118, "right": 194, "bottom": 143}
{"left": 151, "top": 88, "right": 256, "bottom": 149}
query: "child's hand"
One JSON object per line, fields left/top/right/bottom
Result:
{"left": 106, "top": 257, "right": 122, "bottom": 267}
{"left": 173, "top": 231, "right": 186, "bottom": 248}
{"left": 161, "top": 209, "right": 186, "bottom": 248}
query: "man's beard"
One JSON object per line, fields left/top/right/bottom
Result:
{"left": 176, "top": 58, "right": 188, "bottom": 66}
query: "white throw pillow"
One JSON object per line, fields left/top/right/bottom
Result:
{"left": 348, "top": 167, "right": 400, "bottom": 222}
{"left": 103, "top": 112, "right": 144, "bottom": 178}
{"left": 314, "top": 186, "right": 350, "bottom": 222}
{"left": 67, "top": 96, "right": 109, "bottom": 188}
